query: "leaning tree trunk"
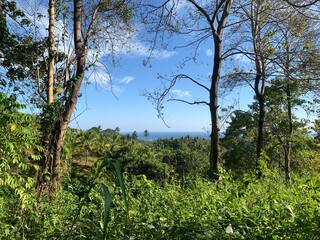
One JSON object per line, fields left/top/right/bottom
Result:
{"left": 51, "top": 0, "right": 87, "bottom": 190}
{"left": 37, "top": 0, "right": 87, "bottom": 193}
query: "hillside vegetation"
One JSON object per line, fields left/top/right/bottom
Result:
{"left": 0, "top": 93, "right": 320, "bottom": 239}
{"left": 1, "top": 0, "right": 320, "bottom": 239}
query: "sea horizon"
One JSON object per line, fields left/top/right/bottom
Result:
{"left": 121, "top": 131, "right": 211, "bottom": 141}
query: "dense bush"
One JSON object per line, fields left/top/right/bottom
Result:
{"left": 110, "top": 172, "right": 320, "bottom": 240}
{"left": 154, "top": 137, "right": 210, "bottom": 176}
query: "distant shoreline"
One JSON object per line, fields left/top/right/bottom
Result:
{"left": 121, "top": 132, "right": 211, "bottom": 141}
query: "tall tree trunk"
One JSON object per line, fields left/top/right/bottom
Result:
{"left": 36, "top": 0, "right": 56, "bottom": 196}
{"left": 250, "top": 0, "right": 266, "bottom": 178}
{"left": 254, "top": 76, "right": 266, "bottom": 179}
{"left": 37, "top": 0, "right": 86, "bottom": 193}
{"left": 48, "top": 0, "right": 55, "bottom": 104}
{"left": 51, "top": 0, "right": 87, "bottom": 190}
{"left": 209, "top": 33, "right": 222, "bottom": 176}
{"left": 209, "top": 76, "right": 220, "bottom": 175}
{"left": 284, "top": 42, "right": 292, "bottom": 181}
{"left": 207, "top": 0, "right": 233, "bottom": 177}
{"left": 256, "top": 91, "right": 265, "bottom": 174}
{"left": 285, "top": 82, "right": 292, "bottom": 181}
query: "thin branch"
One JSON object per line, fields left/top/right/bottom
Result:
{"left": 173, "top": 74, "right": 210, "bottom": 92}
{"left": 168, "top": 98, "right": 209, "bottom": 106}
{"left": 284, "top": 0, "right": 320, "bottom": 8}
{"left": 187, "top": 0, "right": 214, "bottom": 25}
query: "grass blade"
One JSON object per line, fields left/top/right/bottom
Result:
{"left": 111, "top": 160, "right": 129, "bottom": 215}
{"left": 99, "top": 183, "right": 112, "bottom": 240}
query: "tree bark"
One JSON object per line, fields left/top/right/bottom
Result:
{"left": 256, "top": 91, "right": 265, "bottom": 169}
{"left": 209, "top": 76, "right": 220, "bottom": 175}
{"left": 284, "top": 40, "right": 292, "bottom": 182}
{"left": 36, "top": 0, "right": 86, "bottom": 193}
{"left": 284, "top": 82, "right": 292, "bottom": 181}
{"left": 48, "top": 0, "right": 55, "bottom": 104}
{"left": 209, "top": 33, "right": 222, "bottom": 175}
{"left": 36, "top": 0, "right": 56, "bottom": 197}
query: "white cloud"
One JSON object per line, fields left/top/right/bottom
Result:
{"left": 20, "top": 1, "right": 176, "bottom": 62}
{"left": 205, "top": 49, "right": 213, "bottom": 56}
{"left": 87, "top": 64, "right": 111, "bottom": 86}
{"left": 120, "top": 76, "right": 134, "bottom": 84}
{"left": 171, "top": 89, "right": 192, "bottom": 98}
{"left": 235, "top": 53, "right": 251, "bottom": 63}
{"left": 168, "top": 0, "right": 188, "bottom": 14}
{"left": 102, "top": 36, "right": 177, "bottom": 59}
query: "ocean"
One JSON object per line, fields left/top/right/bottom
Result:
{"left": 121, "top": 132, "right": 211, "bottom": 141}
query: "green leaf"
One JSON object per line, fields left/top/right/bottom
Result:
{"left": 99, "top": 183, "right": 112, "bottom": 240}
{"left": 95, "top": 158, "right": 112, "bottom": 178}
{"left": 111, "top": 160, "right": 129, "bottom": 216}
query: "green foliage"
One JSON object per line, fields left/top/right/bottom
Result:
{"left": 63, "top": 128, "right": 210, "bottom": 182}
{"left": 154, "top": 137, "right": 210, "bottom": 176}
{"left": 65, "top": 153, "right": 128, "bottom": 240}
{"left": 0, "top": 110, "right": 319, "bottom": 239}
{"left": 104, "top": 172, "right": 319, "bottom": 239}
{"left": 221, "top": 110, "right": 256, "bottom": 173}
{"left": 0, "top": 93, "right": 41, "bottom": 196}
{"left": 222, "top": 95, "right": 319, "bottom": 177}
{"left": 0, "top": 92, "right": 42, "bottom": 237}
{"left": 113, "top": 140, "right": 173, "bottom": 182}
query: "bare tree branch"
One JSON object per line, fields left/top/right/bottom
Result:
{"left": 284, "top": 0, "right": 320, "bottom": 8}
{"left": 168, "top": 98, "right": 209, "bottom": 106}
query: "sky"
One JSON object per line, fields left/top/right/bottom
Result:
{"left": 65, "top": 1, "right": 255, "bottom": 133}
{"left": 3, "top": 0, "right": 318, "bottom": 135}
{"left": 12, "top": 0, "right": 258, "bottom": 133}
{"left": 70, "top": 46, "right": 254, "bottom": 132}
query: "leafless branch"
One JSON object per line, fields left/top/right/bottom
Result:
{"left": 168, "top": 98, "right": 209, "bottom": 106}
{"left": 284, "top": 0, "right": 320, "bottom": 8}
{"left": 173, "top": 74, "right": 210, "bottom": 92}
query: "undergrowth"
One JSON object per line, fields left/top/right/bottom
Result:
{"left": 1, "top": 171, "right": 319, "bottom": 239}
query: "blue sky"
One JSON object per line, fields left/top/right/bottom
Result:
{"left": 68, "top": 9, "right": 255, "bottom": 133}
{"left": 7, "top": 0, "right": 317, "bottom": 133}
{"left": 12, "top": 0, "right": 257, "bottom": 133}
{"left": 70, "top": 45, "right": 254, "bottom": 132}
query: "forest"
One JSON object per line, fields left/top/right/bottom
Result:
{"left": 1, "top": 0, "right": 320, "bottom": 239}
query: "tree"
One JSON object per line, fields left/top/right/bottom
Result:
{"left": 273, "top": 3, "right": 320, "bottom": 180}
{"left": 0, "top": 1, "right": 39, "bottom": 93}
{"left": 143, "top": 129, "right": 149, "bottom": 137}
{"left": 132, "top": 130, "right": 139, "bottom": 140}
{"left": 1, "top": 0, "right": 135, "bottom": 192}
{"left": 47, "top": 0, "right": 55, "bottom": 105}
{"left": 249, "top": 0, "right": 268, "bottom": 175}
{"left": 231, "top": 0, "right": 320, "bottom": 178}
{"left": 143, "top": 0, "right": 235, "bottom": 176}
{"left": 43, "top": 0, "right": 134, "bottom": 191}
{"left": 231, "top": 0, "right": 276, "bottom": 176}
{"left": 222, "top": 110, "right": 256, "bottom": 173}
